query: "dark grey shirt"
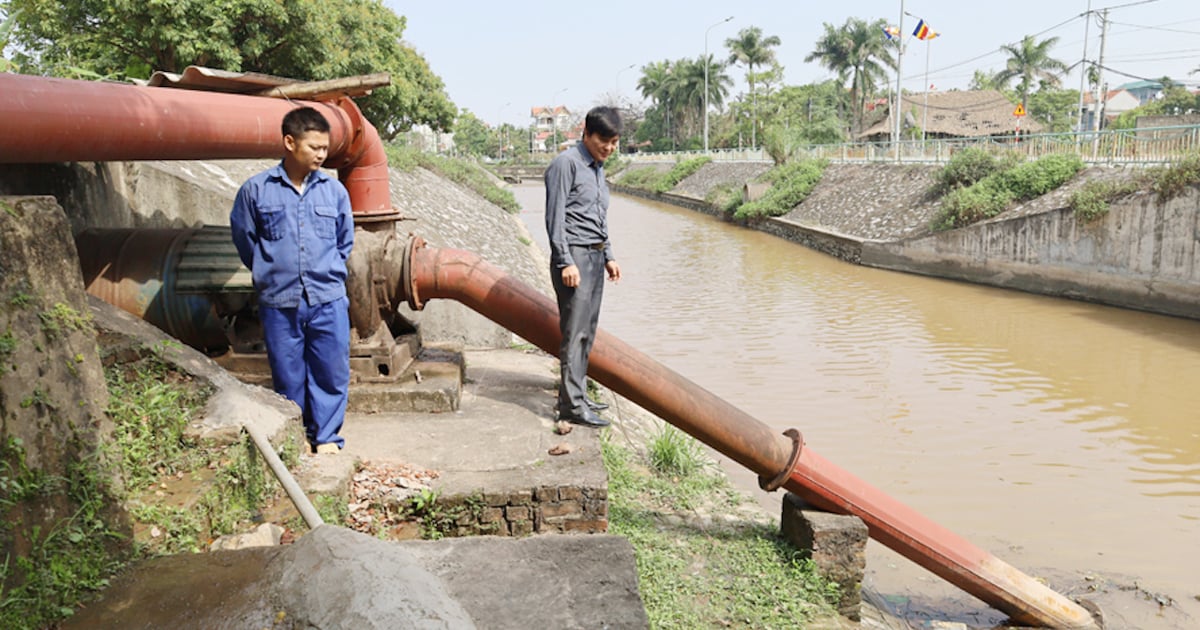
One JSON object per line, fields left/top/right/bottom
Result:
{"left": 544, "top": 142, "right": 613, "bottom": 269}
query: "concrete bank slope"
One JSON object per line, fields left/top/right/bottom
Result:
{"left": 624, "top": 160, "right": 1200, "bottom": 321}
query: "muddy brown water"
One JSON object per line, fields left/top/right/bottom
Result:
{"left": 514, "top": 183, "right": 1200, "bottom": 629}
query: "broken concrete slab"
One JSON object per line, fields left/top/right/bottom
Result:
{"left": 66, "top": 525, "right": 647, "bottom": 629}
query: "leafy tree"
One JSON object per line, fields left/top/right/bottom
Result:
{"left": 637, "top": 60, "right": 679, "bottom": 148}
{"left": 725, "top": 26, "right": 782, "bottom": 147}
{"left": 1025, "top": 87, "right": 1079, "bottom": 133}
{"left": 1, "top": 6, "right": 18, "bottom": 72}
{"left": 636, "top": 56, "right": 731, "bottom": 147}
{"left": 451, "top": 109, "right": 492, "bottom": 157}
{"left": 805, "top": 17, "right": 895, "bottom": 136}
{"left": 993, "top": 35, "right": 1068, "bottom": 110}
{"left": 969, "top": 69, "right": 1004, "bottom": 91}
{"left": 4, "top": 0, "right": 455, "bottom": 137}
{"left": 765, "top": 81, "right": 847, "bottom": 143}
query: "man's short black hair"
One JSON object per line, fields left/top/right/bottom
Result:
{"left": 282, "top": 106, "right": 331, "bottom": 139}
{"left": 584, "top": 106, "right": 622, "bottom": 139}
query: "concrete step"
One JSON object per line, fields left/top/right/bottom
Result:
{"left": 297, "top": 348, "right": 610, "bottom": 537}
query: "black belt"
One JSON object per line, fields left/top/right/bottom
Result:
{"left": 572, "top": 242, "right": 607, "bottom": 250}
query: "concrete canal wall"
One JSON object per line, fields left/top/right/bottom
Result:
{"left": 620, "top": 159, "right": 1200, "bottom": 321}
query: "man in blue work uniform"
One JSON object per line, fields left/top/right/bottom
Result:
{"left": 545, "top": 106, "right": 622, "bottom": 427}
{"left": 230, "top": 106, "right": 355, "bottom": 454}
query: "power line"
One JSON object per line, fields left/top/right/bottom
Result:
{"left": 1108, "top": 20, "right": 1200, "bottom": 36}
{"left": 923, "top": 13, "right": 1085, "bottom": 78}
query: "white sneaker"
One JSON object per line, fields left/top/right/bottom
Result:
{"left": 314, "top": 443, "right": 340, "bottom": 455}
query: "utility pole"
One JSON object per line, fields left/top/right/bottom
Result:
{"left": 892, "top": 0, "right": 905, "bottom": 163}
{"left": 1091, "top": 8, "right": 1109, "bottom": 133}
{"left": 1074, "top": 1, "right": 1092, "bottom": 134}
{"left": 1091, "top": 8, "right": 1109, "bottom": 158}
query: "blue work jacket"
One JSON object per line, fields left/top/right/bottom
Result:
{"left": 230, "top": 163, "right": 354, "bottom": 308}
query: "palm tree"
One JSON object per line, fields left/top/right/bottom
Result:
{"left": 669, "top": 56, "right": 731, "bottom": 142}
{"left": 805, "top": 17, "right": 895, "bottom": 136}
{"left": 726, "top": 26, "right": 782, "bottom": 147}
{"left": 638, "top": 60, "right": 678, "bottom": 147}
{"left": 993, "top": 35, "right": 1068, "bottom": 109}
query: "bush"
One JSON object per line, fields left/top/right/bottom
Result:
{"left": 617, "top": 166, "right": 664, "bottom": 189}
{"left": 1069, "top": 179, "right": 1141, "bottom": 222}
{"left": 933, "top": 147, "right": 1010, "bottom": 193}
{"left": 994, "top": 153, "right": 1085, "bottom": 199}
{"left": 735, "top": 159, "right": 827, "bottom": 220}
{"left": 705, "top": 183, "right": 743, "bottom": 215}
{"left": 652, "top": 156, "right": 712, "bottom": 194}
{"left": 1149, "top": 152, "right": 1200, "bottom": 203}
{"left": 933, "top": 153, "right": 1084, "bottom": 230}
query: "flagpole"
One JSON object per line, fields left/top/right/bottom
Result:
{"left": 922, "top": 39, "right": 930, "bottom": 146}
{"left": 893, "top": 0, "right": 905, "bottom": 163}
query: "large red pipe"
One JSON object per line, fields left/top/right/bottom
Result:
{"left": 0, "top": 73, "right": 392, "bottom": 217}
{"left": 404, "top": 238, "right": 1098, "bottom": 629}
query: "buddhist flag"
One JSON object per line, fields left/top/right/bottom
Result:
{"left": 882, "top": 25, "right": 901, "bottom": 40}
{"left": 913, "top": 19, "right": 938, "bottom": 40}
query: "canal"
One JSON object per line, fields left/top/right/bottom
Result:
{"left": 513, "top": 183, "right": 1199, "bottom": 628}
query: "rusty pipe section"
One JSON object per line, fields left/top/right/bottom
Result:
{"left": 0, "top": 73, "right": 394, "bottom": 219}
{"left": 403, "top": 238, "right": 1098, "bottom": 629}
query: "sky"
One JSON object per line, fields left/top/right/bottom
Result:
{"left": 385, "top": 0, "right": 1200, "bottom": 128}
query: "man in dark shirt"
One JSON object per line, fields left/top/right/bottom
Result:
{"left": 544, "top": 106, "right": 622, "bottom": 427}
{"left": 230, "top": 107, "right": 355, "bottom": 454}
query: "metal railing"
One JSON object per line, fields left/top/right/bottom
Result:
{"left": 625, "top": 124, "right": 1200, "bottom": 166}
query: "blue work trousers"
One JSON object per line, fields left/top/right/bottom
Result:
{"left": 260, "top": 296, "right": 350, "bottom": 448}
{"left": 552, "top": 245, "right": 606, "bottom": 416}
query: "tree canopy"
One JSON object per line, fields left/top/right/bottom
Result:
{"left": 3, "top": 0, "right": 455, "bottom": 137}
{"left": 994, "top": 35, "right": 1068, "bottom": 107}
{"left": 806, "top": 17, "right": 895, "bottom": 136}
{"left": 726, "top": 26, "right": 782, "bottom": 146}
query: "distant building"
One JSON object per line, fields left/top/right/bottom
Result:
{"left": 1115, "top": 80, "right": 1164, "bottom": 106}
{"left": 407, "top": 124, "right": 454, "bottom": 154}
{"left": 529, "top": 105, "right": 577, "bottom": 152}
{"left": 1081, "top": 89, "right": 1141, "bottom": 130}
{"left": 857, "top": 90, "right": 1042, "bottom": 141}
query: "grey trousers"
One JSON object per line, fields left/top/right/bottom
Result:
{"left": 551, "top": 245, "right": 606, "bottom": 416}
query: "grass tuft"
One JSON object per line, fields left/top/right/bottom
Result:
{"left": 602, "top": 430, "right": 840, "bottom": 628}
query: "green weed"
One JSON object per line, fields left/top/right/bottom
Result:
{"left": 105, "top": 358, "right": 210, "bottom": 491}
{"left": 647, "top": 425, "right": 705, "bottom": 478}
{"left": 1070, "top": 179, "right": 1141, "bottom": 222}
{"left": 0, "top": 329, "right": 16, "bottom": 359}
{"left": 38, "top": 303, "right": 91, "bottom": 339}
{"left": 1149, "top": 152, "right": 1200, "bottom": 204}
{"left": 0, "top": 440, "right": 127, "bottom": 629}
{"left": 384, "top": 144, "right": 520, "bottom": 213}
{"left": 601, "top": 433, "right": 839, "bottom": 627}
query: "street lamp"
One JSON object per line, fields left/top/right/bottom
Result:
{"left": 704, "top": 16, "right": 733, "bottom": 153}
{"left": 550, "top": 87, "right": 568, "bottom": 153}
{"left": 614, "top": 63, "right": 635, "bottom": 107}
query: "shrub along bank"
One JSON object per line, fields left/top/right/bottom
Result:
{"left": 932, "top": 152, "right": 1085, "bottom": 230}
{"left": 618, "top": 156, "right": 828, "bottom": 222}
